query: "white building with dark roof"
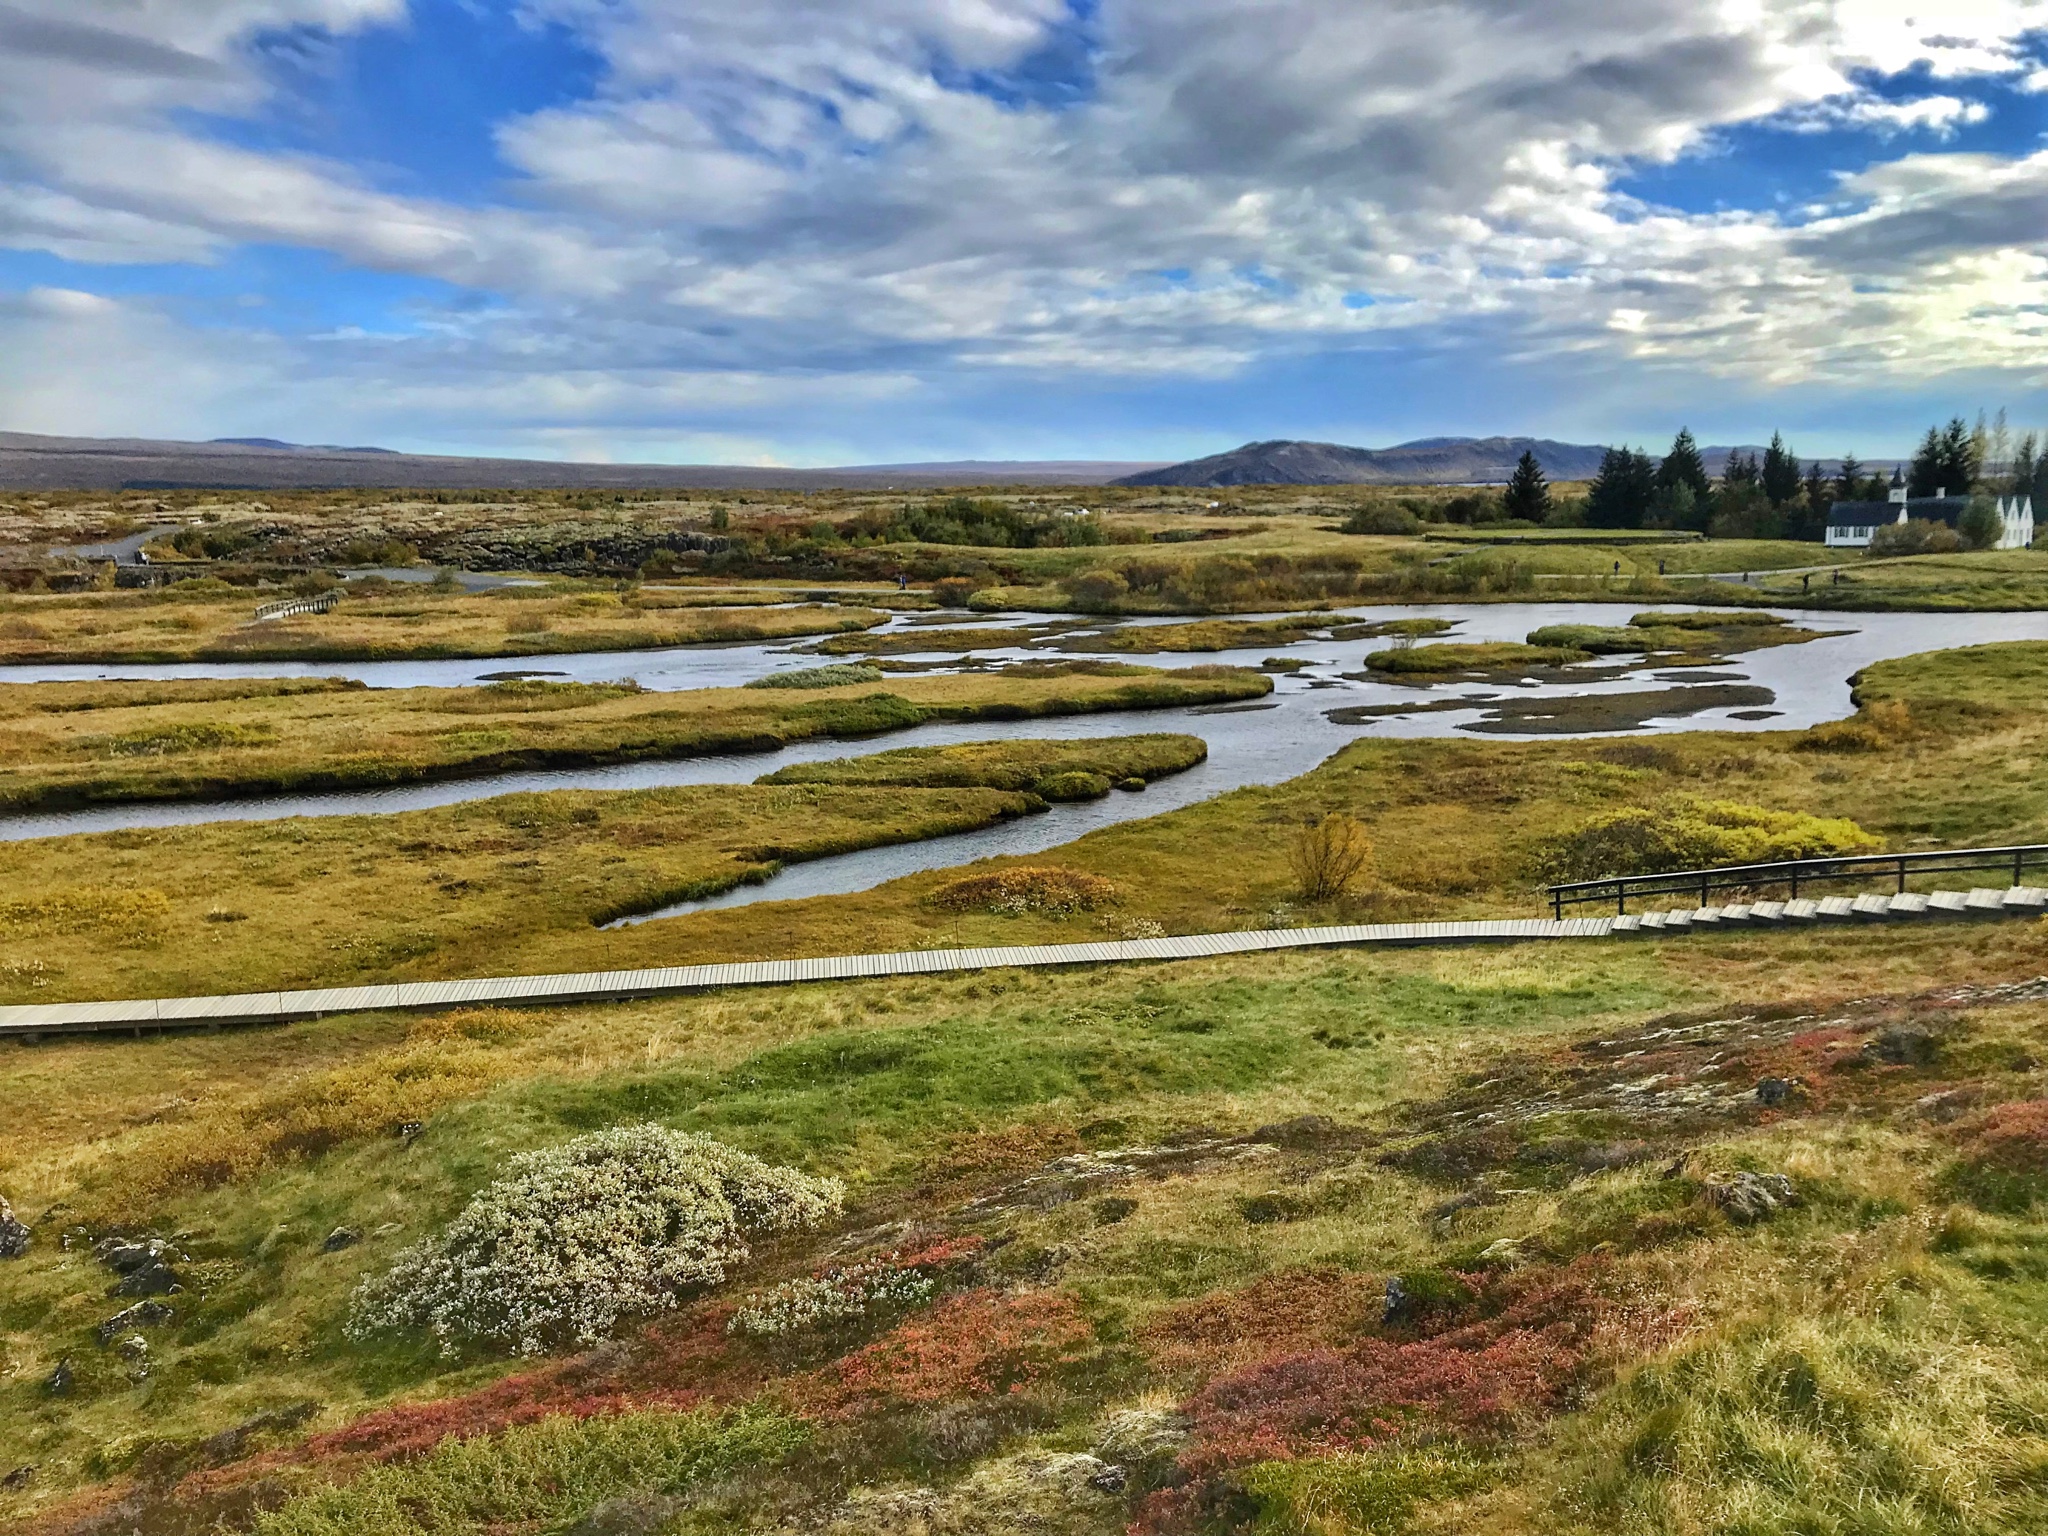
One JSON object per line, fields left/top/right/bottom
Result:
{"left": 1824, "top": 467, "right": 2034, "bottom": 550}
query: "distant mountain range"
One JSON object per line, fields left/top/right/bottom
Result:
{"left": 0, "top": 433, "right": 1170, "bottom": 491}
{"left": 1116, "top": 437, "right": 1886, "bottom": 487}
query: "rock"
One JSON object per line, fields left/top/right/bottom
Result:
{"left": 321, "top": 1226, "right": 361, "bottom": 1253}
{"left": 1914, "top": 1087, "right": 1984, "bottom": 1124}
{"left": 1755, "top": 1077, "right": 1794, "bottom": 1106}
{"left": 44, "top": 1359, "right": 72, "bottom": 1397}
{"left": 114, "top": 1333, "right": 150, "bottom": 1363}
{"left": 1479, "top": 1237, "right": 1527, "bottom": 1265}
{"left": 1704, "top": 1171, "right": 1798, "bottom": 1224}
{"left": 1, "top": 1465, "right": 33, "bottom": 1491}
{"left": 111, "top": 1260, "right": 181, "bottom": 1298}
{"left": 1087, "top": 1464, "right": 1128, "bottom": 1493}
{"left": 1093, "top": 1408, "right": 1190, "bottom": 1465}
{"left": 1865, "top": 1027, "right": 1940, "bottom": 1067}
{"left": 97, "top": 1301, "right": 174, "bottom": 1346}
{"left": 0, "top": 1197, "right": 29, "bottom": 1259}
{"left": 95, "top": 1236, "right": 180, "bottom": 1274}
{"left": 396, "top": 1121, "right": 424, "bottom": 1140}
{"left": 1382, "top": 1275, "right": 1410, "bottom": 1325}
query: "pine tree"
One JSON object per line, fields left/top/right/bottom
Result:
{"left": 1657, "top": 428, "right": 1711, "bottom": 497}
{"left": 1803, "top": 461, "right": 1831, "bottom": 527}
{"left": 1502, "top": 449, "right": 1550, "bottom": 522}
{"left": 2012, "top": 433, "right": 2038, "bottom": 500}
{"left": 1761, "top": 432, "right": 1802, "bottom": 506}
{"left": 1723, "top": 449, "right": 1761, "bottom": 487}
{"left": 1586, "top": 447, "right": 1654, "bottom": 529}
{"left": 1835, "top": 454, "right": 1864, "bottom": 500}
{"left": 1907, "top": 426, "right": 1944, "bottom": 498}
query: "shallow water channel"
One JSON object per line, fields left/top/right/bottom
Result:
{"left": 4, "top": 602, "right": 2043, "bottom": 918}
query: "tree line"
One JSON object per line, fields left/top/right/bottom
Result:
{"left": 1540, "top": 412, "right": 2046, "bottom": 542}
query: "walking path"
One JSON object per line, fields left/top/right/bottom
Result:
{"left": 5, "top": 883, "right": 2043, "bottom": 1042}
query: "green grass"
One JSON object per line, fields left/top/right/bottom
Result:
{"left": 0, "top": 665, "right": 1268, "bottom": 812}
{"left": 757, "top": 733, "right": 1205, "bottom": 795}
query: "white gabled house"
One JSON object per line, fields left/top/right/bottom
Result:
{"left": 1824, "top": 467, "right": 2035, "bottom": 550}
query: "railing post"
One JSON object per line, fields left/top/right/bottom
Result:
{"left": 1790, "top": 868, "right": 1798, "bottom": 900}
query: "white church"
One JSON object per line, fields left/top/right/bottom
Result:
{"left": 1825, "top": 467, "right": 2035, "bottom": 550}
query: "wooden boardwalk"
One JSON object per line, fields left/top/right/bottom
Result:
{"left": 4, "top": 884, "right": 2041, "bottom": 1041}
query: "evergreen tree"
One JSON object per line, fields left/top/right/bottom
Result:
{"left": 1761, "top": 432, "right": 1803, "bottom": 506}
{"left": 1502, "top": 449, "right": 1550, "bottom": 522}
{"left": 1834, "top": 453, "right": 1864, "bottom": 500}
{"left": 1586, "top": 446, "right": 1655, "bottom": 529}
{"left": 1797, "top": 462, "right": 1832, "bottom": 541}
{"left": 1912, "top": 418, "right": 1979, "bottom": 497}
{"left": 1657, "top": 427, "right": 1711, "bottom": 497}
{"left": 1722, "top": 449, "right": 1761, "bottom": 487}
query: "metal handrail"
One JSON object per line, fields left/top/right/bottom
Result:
{"left": 1547, "top": 843, "right": 2048, "bottom": 918}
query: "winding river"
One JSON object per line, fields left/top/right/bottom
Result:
{"left": 3, "top": 602, "right": 2041, "bottom": 916}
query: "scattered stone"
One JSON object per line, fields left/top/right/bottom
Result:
{"left": 97, "top": 1301, "right": 173, "bottom": 1346}
{"left": 814, "top": 1452, "right": 1122, "bottom": 1536}
{"left": 1865, "top": 1027, "right": 1941, "bottom": 1067}
{"left": 1091, "top": 1196, "right": 1137, "bottom": 1226}
{"left": 1914, "top": 1087, "right": 1985, "bottom": 1124}
{"left": 1479, "top": 1237, "right": 1528, "bottom": 1265}
{"left": 111, "top": 1259, "right": 182, "bottom": 1298}
{"left": 43, "top": 1359, "right": 72, "bottom": 1397}
{"left": 114, "top": 1333, "right": 150, "bottom": 1363}
{"left": 1382, "top": 1275, "right": 1410, "bottom": 1325}
{"left": 1704, "top": 1171, "right": 1799, "bottom": 1224}
{"left": 1093, "top": 1407, "right": 1190, "bottom": 1465}
{"left": 396, "top": 1121, "right": 424, "bottom": 1140}
{"left": 321, "top": 1226, "right": 361, "bottom": 1253}
{"left": 1, "top": 1465, "right": 33, "bottom": 1492}
{"left": 1755, "top": 1077, "right": 1795, "bottom": 1106}
{"left": 0, "top": 1197, "right": 29, "bottom": 1259}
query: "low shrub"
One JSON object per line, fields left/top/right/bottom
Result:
{"left": 928, "top": 865, "right": 1119, "bottom": 915}
{"left": 1796, "top": 699, "right": 1915, "bottom": 753}
{"left": 744, "top": 663, "right": 885, "bottom": 690}
{"left": 791, "top": 1289, "right": 1094, "bottom": 1417}
{"left": 1035, "top": 769, "right": 1112, "bottom": 801}
{"left": 348, "top": 1125, "right": 844, "bottom": 1356}
{"left": 728, "top": 1238, "right": 980, "bottom": 1339}
{"left": 1532, "top": 799, "right": 1880, "bottom": 883}
{"left": 1870, "top": 517, "right": 1960, "bottom": 557}
{"left": 1341, "top": 505, "right": 1422, "bottom": 536}
{"left": 1288, "top": 814, "right": 1373, "bottom": 901}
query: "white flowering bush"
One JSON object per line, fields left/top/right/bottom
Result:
{"left": 348, "top": 1124, "right": 843, "bottom": 1356}
{"left": 728, "top": 1256, "right": 938, "bottom": 1339}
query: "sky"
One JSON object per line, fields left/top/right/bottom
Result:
{"left": 0, "top": 1, "right": 2044, "bottom": 467}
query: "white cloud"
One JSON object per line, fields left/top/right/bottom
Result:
{"left": 1, "top": 0, "right": 2047, "bottom": 450}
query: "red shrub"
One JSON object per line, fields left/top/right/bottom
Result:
{"left": 1959, "top": 1099, "right": 2048, "bottom": 1172}
{"left": 1141, "top": 1269, "right": 1384, "bottom": 1377}
{"left": 788, "top": 1289, "right": 1093, "bottom": 1418}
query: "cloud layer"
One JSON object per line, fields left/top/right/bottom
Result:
{"left": 0, "top": 0, "right": 2043, "bottom": 456}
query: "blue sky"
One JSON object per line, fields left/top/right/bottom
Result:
{"left": 0, "top": 1, "right": 2044, "bottom": 466}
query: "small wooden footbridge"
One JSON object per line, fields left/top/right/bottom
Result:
{"left": 4, "top": 844, "right": 2044, "bottom": 1043}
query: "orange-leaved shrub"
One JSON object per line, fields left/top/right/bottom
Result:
{"left": 927, "top": 865, "right": 1119, "bottom": 915}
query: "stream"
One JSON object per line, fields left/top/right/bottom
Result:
{"left": 4, "top": 602, "right": 2043, "bottom": 917}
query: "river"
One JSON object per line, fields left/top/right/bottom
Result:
{"left": 2, "top": 602, "right": 2038, "bottom": 916}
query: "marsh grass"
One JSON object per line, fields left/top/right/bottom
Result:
{"left": 0, "top": 665, "right": 1266, "bottom": 812}
{"left": 0, "top": 587, "right": 887, "bottom": 665}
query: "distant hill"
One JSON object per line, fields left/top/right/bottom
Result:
{"left": 0, "top": 433, "right": 1169, "bottom": 491}
{"left": 1116, "top": 437, "right": 1611, "bottom": 487}
{"left": 1116, "top": 437, "right": 1889, "bottom": 488}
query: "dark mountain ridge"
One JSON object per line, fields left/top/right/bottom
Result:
{"left": 1117, "top": 437, "right": 1887, "bottom": 488}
